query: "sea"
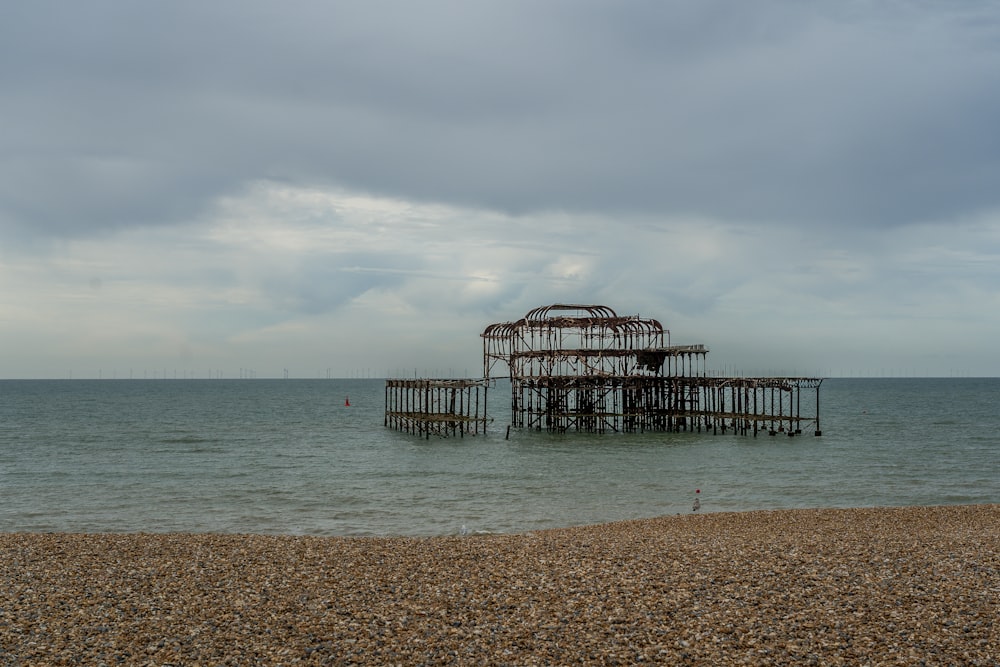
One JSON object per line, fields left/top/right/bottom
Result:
{"left": 1, "top": 377, "right": 997, "bottom": 537}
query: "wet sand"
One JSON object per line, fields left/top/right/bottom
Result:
{"left": 2, "top": 505, "right": 997, "bottom": 665}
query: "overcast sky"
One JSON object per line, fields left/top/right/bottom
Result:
{"left": 3, "top": 1, "right": 1000, "bottom": 379}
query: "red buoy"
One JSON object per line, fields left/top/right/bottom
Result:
{"left": 345, "top": 396, "right": 351, "bottom": 407}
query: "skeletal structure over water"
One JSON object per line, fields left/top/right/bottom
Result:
{"left": 386, "top": 304, "right": 823, "bottom": 437}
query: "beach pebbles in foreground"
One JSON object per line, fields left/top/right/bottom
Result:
{"left": 2, "top": 505, "right": 997, "bottom": 665}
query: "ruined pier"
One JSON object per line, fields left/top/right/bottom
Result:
{"left": 385, "top": 304, "right": 822, "bottom": 437}
{"left": 384, "top": 378, "right": 490, "bottom": 438}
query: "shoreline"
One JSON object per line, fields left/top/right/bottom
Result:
{"left": 3, "top": 505, "right": 997, "bottom": 664}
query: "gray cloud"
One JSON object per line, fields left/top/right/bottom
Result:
{"left": 5, "top": 1, "right": 1000, "bottom": 378}
{"left": 4, "top": 0, "right": 1000, "bottom": 243}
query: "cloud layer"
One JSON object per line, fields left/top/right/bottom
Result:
{"left": 3, "top": 1, "right": 1000, "bottom": 377}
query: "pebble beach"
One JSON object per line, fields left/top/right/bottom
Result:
{"left": 2, "top": 505, "right": 997, "bottom": 665}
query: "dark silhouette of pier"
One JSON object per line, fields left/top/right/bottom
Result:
{"left": 386, "top": 304, "right": 822, "bottom": 438}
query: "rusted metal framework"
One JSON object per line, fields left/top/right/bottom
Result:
{"left": 385, "top": 303, "right": 823, "bottom": 437}
{"left": 481, "top": 304, "right": 822, "bottom": 435}
{"left": 482, "top": 304, "right": 707, "bottom": 380}
{"left": 384, "top": 378, "right": 490, "bottom": 438}
{"left": 667, "top": 376, "right": 824, "bottom": 436}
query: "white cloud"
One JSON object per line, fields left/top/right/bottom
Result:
{"left": 3, "top": 183, "right": 1000, "bottom": 378}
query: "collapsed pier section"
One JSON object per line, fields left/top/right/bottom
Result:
{"left": 384, "top": 378, "right": 490, "bottom": 438}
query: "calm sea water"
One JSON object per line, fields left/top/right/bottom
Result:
{"left": 1, "top": 378, "right": 997, "bottom": 536}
